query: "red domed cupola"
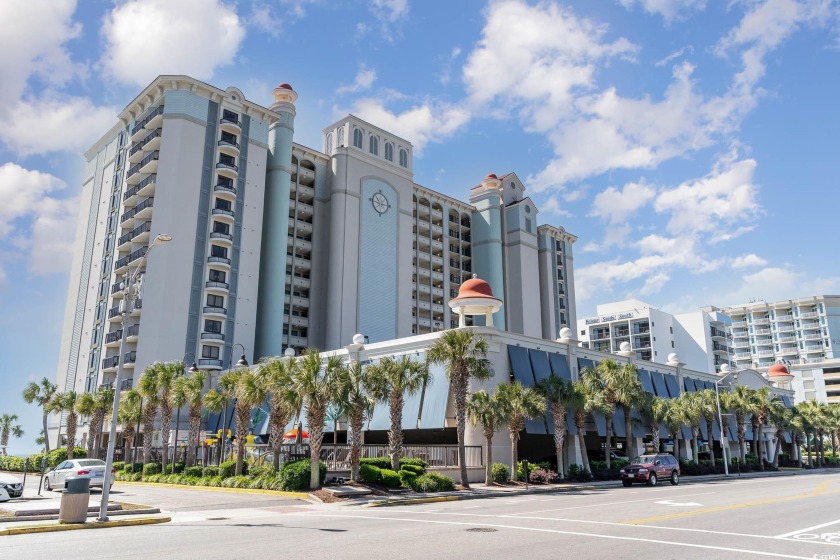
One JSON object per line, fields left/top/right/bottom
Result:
{"left": 448, "top": 274, "right": 503, "bottom": 328}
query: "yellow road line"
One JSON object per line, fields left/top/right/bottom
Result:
{"left": 621, "top": 480, "right": 839, "bottom": 525}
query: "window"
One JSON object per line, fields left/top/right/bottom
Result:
{"left": 671, "top": 341, "right": 675, "bottom": 348}
{"left": 326, "top": 133, "right": 333, "bottom": 154}
{"left": 221, "top": 132, "right": 237, "bottom": 145}
{"left": 217, "top": 176, "right": 234, "bottom": 188}
{"left": 222, "top": 109, "right": 239, "bottom": 122}
{"left": 215, "top": 198, "right": 232, "bottom": 211}
{"left": 399, "top": 148, "right": 408, "bottom": 167}
{"left": 202, "top": 345, "right": 220, "bottom": 359}
{"left": 581, "top": 330, "right": 586, "bottom": 336}
{"left": 369, "top": 136, "right": 379, "bottom": 155}
{"left": 206, "top": 294, "right": 224, "bottom": 308}
{"left": 670, "top": 327, "right": 673, "bottom": 334}
{"left": 213, "top": 221, "right": 230, "bottom": 235}
{"left": 210, "top": 245, "right": 228, "bottom": 258}
{"left": 204, "top": 319, "right": 222, "bottom": 333}
{"left": 219, "top": 153, "right": 236, "bottom": 167}
{"left": 337, "top": 127, "right": 344, "bottom": 147}
{"left": 353, "top": 128, "right": 363, "bottom": 148}
{"left": 525, "top": 218, "right": 532, "bottom": 233}
{"left": 385, "top": 143, "right": 393, "bottom": 162}
{"left": 209, "top": 269, "right": 226, "bottom": 283}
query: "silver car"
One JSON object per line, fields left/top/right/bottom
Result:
{"left": 0, "top": 473, "right": 23, "bottom": 502}
{"left": 44, "top": 459, "right": 114, "bottom": 492}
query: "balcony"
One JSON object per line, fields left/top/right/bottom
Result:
{"left": 102, "top": 356, "right": 119, "bottom": 371}
{"left": 131, "top": 299, "right": 142, "bottom": 316}
{"left": 779, "top": 347, "right": 798, "bottom": 356}
{"left": 120, "top": 197, "right": 154, "bottom": 226}
{"left": 756, "top": 350, "right": 775, "bottom": 357}
{"left": 107, "top": 306, "right": 122, "bottom": 320}
{"left": 207, "top": 256, "right": 231, "bottom": 267}
{"left": 214, "top": 182, "right": 236, "bottom": 197}
{"left": 215, "top": 160, "right": 238, "bottom": 180}
{"left": 120, "top": 378, "right": 133, "bottom": 391}
{"left": 804, "top": 345, "right": 824, "bottom": 353}
{"left": 732, "top": 321, "right": 747, "bottom": 328}
{"left": 219, "top": 116, "right": 241, "bottom": 133}
{"left": 800, "top": 311, "right": 819, "bottom": 319}
{"left": 126, "top": 324, "right": 140, "bottom": 341}
{"left": 802, "top": 333, "right": 822, "bottom": 341}
{"left": 201, "top": 332, "right": 225, "bottom": 342}
{"left": 128, "top": 129, "right": 162, "bottom": 162}
{"left": 130, "top": 105, "right": 164, "bottom": 140}
{"left": 203, "top": 306, "right": 227, "bottom": 317}
{"left": 123, "top": 174, "right": 157, "bottom": 204}
{"left": 775, "top": 314, "right": 794, "bottom": 321}
{"left": 114, "top": 246, "right": 148, "bottom": 273}
{"left": 205, "top": 281, "right": 230, "bottom": 292}
{"left": 123, "top": 351, "right": 137, "bottom": 366}
{"left": 199, "top": 358, "right": 223, "bottom": 370}
{"left": 754, "top": 328, "right": 771, "bottom": 335}
{"left": 117, "top": 221, "right": 152, "bottom": 249}
{"left": 753, "top": 318, "right": 770, "bottom": 325}
{"left": 126, "top": 150, "right": 159, "bottom": 180}
{"left": 210, "top": 231, "right": 233, "bottom": 245}
{"left": 734, "top": 353, "right": 751, "bottom": 360}
{"left": 777, "top": 326, "right": 795, "bottom": 333}
{"left": 105, "top": 329, "right": 122, "bottom": 346}
{"left": 733, "top": 341, "right": 750, "bottom": 348}
{"left": 218, "top": 137, "right": 240, "bottom": 156}
{"left": 212, "top": 207, "right": 235, "bottom": 221}
{"left": 111, "top": 282, "right": 124, "bottom": 297}
{"left": 800, "top": 322, "right": 821, "bottom": 331}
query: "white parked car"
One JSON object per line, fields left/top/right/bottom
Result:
{"left": 44, "top": 459, "right": 114, "bottom": 492}
{"left": 0, "top": 473, "right": 24, "bottom": 502}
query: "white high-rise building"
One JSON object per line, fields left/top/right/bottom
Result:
{"left": 52, "top": 76, "right": 578, "bottom": 448}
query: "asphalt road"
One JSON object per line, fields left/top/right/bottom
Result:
{"left": 4, "top": 472, "right": 840, "bottom": 559}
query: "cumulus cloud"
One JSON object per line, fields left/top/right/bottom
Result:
{"left": 617, "top": 0, "right": 706, "bottom": 22}
{"left": 725, "top": 266, "right": 840, "bottom": 306}
{"left": 337, "top": 65, "right": 377, "bottom": 95}
{"left": 731, "top": 253, "right": 768, "bottom": 269}
{"left": 590, "top": 180, "right": 656, "bottom": 223}
{"left": 100, "top": 0, "right": 245, "bottom": 87}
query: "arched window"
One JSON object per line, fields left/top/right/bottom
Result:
{"left": 369, "top": 136, "right": 379, "bottom": 155}
{"left": 399, "top": 148, "right": 408, "bottom": 167}
{"left": 337, "top": 127, "right": 345, "bottom": 148}
{"left": 326, "top": 133, "right": 334, "bottom": 154}
{"left": 353, "top": 128, "right": 363, "bottom": 148}
{"left": 384, "top": 142, "right": 393, "bottom": 162}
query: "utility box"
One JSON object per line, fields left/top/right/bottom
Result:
{"left": 58, "top": 477, "right": 90, "bottom": 524}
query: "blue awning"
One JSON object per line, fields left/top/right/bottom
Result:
{"left": 684, "top": 378, "right": 697, "bottom": 392}
{"left": 529, "top": 349, "right": 552, "bottom": 384}
{"left": 638, "top": 369, "right": 655, "bottom": 394}
{"left": 508, "top": 346, "right": 534, "bottom": 385}
{"left": 664, "top": 374, "right": 681, "bottom": 398}
{"left": 577, "top": 358, "right": 606, "bottom": 437}
{"left": 650, "top": 371, "right": 669, "bottom": 398}
{"left": 613, "top": 407, "right": 626, "bottom": 438}
{"left": 419, "top": 362, "right": 449, "bottom": 429}
{"left": 745, "top": 417, "right": 754, "bottom": 440}
{"left": 578, "top": 357, "right": 595, "bottom": 373}
{"left": 548, "top": 353, "right": 572, "bottom": 381}
{"left": 727, "top": 415, "right": 738, "bottom": 441}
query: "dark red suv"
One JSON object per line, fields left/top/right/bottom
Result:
{"left": 619, "top": 454, "right": 680, "bottom": 487}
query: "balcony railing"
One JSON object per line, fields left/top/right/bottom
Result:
{"left": 107, "top": 306, "right": 121, "bottom": 319}
{"left": 203, "top": 306, "right": 227, "bottom": 314}
{"left": 214, "top": 182, "right": 236, "bottom": 195}
{"left": 208, "top": 256, "right": 231, "bottom": 265}
{"left": 199, "top": 358, "right": 223, "bottom": 368}
{"left": 102, "top": 356, "right": 119, "bottom": 369}
{"left": 201, "top": 332, "right": 225, "bottom": 341}
{"left": 123, "top": 174, "right": 156, "bottom": 201}
{"left": 105, "top": 329, "right": 122, "bottom": 344}
{"left": 126, "top": 324, "right": 140, "bottom": 337}
{"left": 220, "top": 116, "right": 240, "bottom": 128}
{"left": 127, "top": 151, "right": 159, "bottom": 178}
{"left": 114, "top": 246, "right": 148, "bottom": 270}
{"left": 124, "top": 351, "right": 137, "bottom": 364}
{"left": 129, "top": 128, "right": 162, "bottom": 157}
{"left": 205, "top": 281, "right": 230, "bottom": 290}
{"left": 212, "top": 207, "right": 234, "bottom": 217}
{"left": 120, "top": 379, "right": 133, "bottom": 391}
{"left": 216, "top": 161, "right": 238, "bottom": 172}
{"left": 117, "top": 221, "right": 151, "bottom": 246}
{"left": 130, "top": 105, "right": 164, "bottom": 136}
{"left": 218, "top": 138, "right": 239, "bottom": 149}
{"left": 120, "top": 197, "right": 154, "bottom": 223}
{"left": 210, "top": 232, "right": 233, "bottom": 242}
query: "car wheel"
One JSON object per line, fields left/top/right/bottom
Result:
{"left": 670, "top": 471, "right": 680, "bottom": 486}
{"left": 44, "top": 478, "right": 52, "bottom": 492}
{"left": 622, "top": 480, "right": 632, "bottom": 487}
{"left": 647, "top": 473, "right": 658, "bottom": 487}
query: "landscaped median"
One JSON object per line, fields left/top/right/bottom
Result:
{"left": 0, "top": 516, "right": 171, "bottom": 536}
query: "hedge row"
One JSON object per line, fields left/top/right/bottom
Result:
{"left": 0, "top": 448, "right": 87, "bottom": 473}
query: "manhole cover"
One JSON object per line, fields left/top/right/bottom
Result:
{"left": 466, "top": 528, "right": 497, "bottom": 533}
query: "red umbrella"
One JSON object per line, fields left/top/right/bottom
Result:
{"left": 283, "top": 429, "right": 309, "bottom": 440}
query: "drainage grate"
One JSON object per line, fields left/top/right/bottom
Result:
{"left": 466, "top": 528, "right": 498, "bottom": 533}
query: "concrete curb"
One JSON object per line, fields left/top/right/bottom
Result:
{"left": 0, "top": 508, "right": 161, "bottom": 523}
{"left": 0, "top": 516, "right": 171, "bottom": 536}
{"left": 114, "top": 480, "right": 309, "bottom": 500}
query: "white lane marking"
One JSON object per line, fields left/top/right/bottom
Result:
{"left": 504, "top": 492, "right": 710, "bottom": 516}
{"left": 305, "top": 513, "right": 814, "bottom": 560}
{"left": 462, "top": 505, "right": 481, "bottom": 509}
{"left": 777, "top": 519, "right": 840, "bottom": 539}
{"left": 654, "top": 499, "right": 702, "bottom": 506}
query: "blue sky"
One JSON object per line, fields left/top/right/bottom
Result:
{"left": 1, "top": 0, "right": 838, "bottom": 454}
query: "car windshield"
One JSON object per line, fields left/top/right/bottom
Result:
{"left": 631, "top": 456, "right": 656, "bottom": 465}
{"left": 78, "top": 460, "right": 106, "bottom": 467}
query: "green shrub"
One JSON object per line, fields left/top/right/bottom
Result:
{"left": 184, "top": 466, "right": 204, "bottom": 478}
{"left": 278, "top": 459, "right": 327, "bottom": 491}
{"left": 202, "top": 466, "right": 219, "bottom": 478}
{"left": 360, "top": 457, "right": 428, "bottom": 471}
{"left": 112, "top": 461, "right": 125, "bottom": 472}
{"left": 399, "top": 470, "right": 417, "bottom": 488}
{"left": 359, "top": 464, "right": 382, "bottom": 483}
{"left": 491, "top": 462, "right": 510, "bottom": 483}
{"left": 413, "top": 473, "right": 455, "bottom": 493}
{"left": 400, "top": 464, "right": 424, "bottom": 476}
{"left": 249, "top": 465, "right": 276, "bottom": 479}
{"left": 398, "top": 458, "right": 429, "bottom": 470}
{"left": 380, "top": 469, "right": 402, "bottom": 488}
{"left": 124, "top": 463, "right": 144, "bottom": 474}
{"left": 143, "top": 463, "right": 162, "bottom": 476}
{"left": 219, "top": 461, "right": 236, "bottom": 479}
{"left": 46, "top": 448, "right": 86, "bottom": 468}
{"left": 567, "top": 464, "right": 592, "bottom": 482}
{"left": 221, "top": 476, "right": 251, "bottom": 488}
{"left": 163, "top": 461, "right": 185, "bottom": 474}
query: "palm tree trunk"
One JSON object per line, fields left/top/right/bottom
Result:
{"left": 454, "top": 371, "right": 470, "bottom": 489}
{"left": 651, "top": 423, "right": 660, "bottom": 453}
{"left": 806, "top": 432, "right": 813, "bottom": 467}
{"left": 484, "top": 431, "right": 493, "bottom": 485}
{"left": 623, "top": 404, "right": 633, "bottom": 462}
{"left": 142, "top": 403, "right": 156, "bottom": 464}
{"left": 773, "top": 429, "right": 782, "bottom": 468}
{"left": 706, "top": 419, "right": 716, "bottom": 465}
{"left": 349, "top": 408, "right": 364, "bottom": 482}
{"left": 737, "top": 416, "right": 746, "bottom": 462}
{"left": 160, "top": 402, "right": 172, "bottom": 472}
{"left": 388, "top": 392, "right": 404, "bottom": 472}
{"left": 268, "top": 396, "right": 287, "bottom": 472}
{"left": 552, "top": 403, "right": 566, "bottom": 478}
{"left": 42, "top": 412, "right": 51, "bottom": 453}
{"left": 756, "top": 419, "right": 765, "bottom": 471}
{"left": 509, "top": 429, "right": 519, "bottom": 482}
{"left": 605, "top": 412, "right": 613, "bottom": 470}
{"left": 575, "top": 413, "right": 591, "bottom": 472}
{"left": 86, "top": 422, "right": 96, "bottom": 457}
{"left": 692, "top": 428, "right": 700, "bottom": 465}
{"left": 173, "top": 408, "right": 181, "bottom": 467}
{"left": 123, "top": 426, "right": 135, "bottom": 465}
{"left": 93, "top": 410, "right": 105, "bottom": 458}
{"left": 187, "top": 404, "right": 201, "bottom": 467}
{"left": 308, "top": 406, "right": 326, "bottom": 489}
{"left": 66, "top": 413, "right": 77, "bottom": 459}
{"left": 235, "top": 404, "right": 249, "bottom": 476}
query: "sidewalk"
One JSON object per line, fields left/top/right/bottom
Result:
{"left": 356, "top": 466, "right": 832, "bottom": 507}
{"left": 0, "top": 514, "right": 171, "bottom": 536}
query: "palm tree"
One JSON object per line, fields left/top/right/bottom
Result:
{"left": 257, "top": 357, "right": 298, "bottom": 471}
{"left": 639, "top": 393, "right": 670, "bottom": 454}
{"left": 0, "top": 414, "right": 24, "bottom": 455}
{"left": 76, "top": 392, "right": 97, "bottom": 456}
{"left": 368, "top": 355, "right": 431, "bottom": 471}
{"left": 92, "top": 387, "right": 115, "bottom": 458}
{"left": 797, "top": 400, "right": 823, "bottom": 467}
{"left": 788, "top": 407, "right": 805, "bottom": 467}
{"left": 496, "top": 381, "right": 546, "bottom": 481}
{"left": 616, "top": 364, "right": 643, "bottom": 460}
{"left": 118, "top": 389, "right": 143, "bottom": 464}
{"left": 720, "top": 385, "right": 757, "bottom": 463}
{"left": 569, "top": 380, "right": 603, "bottom": 473}
{"left": 218, "top": 367, "right": 267, "bottom": 476}
{"left": 202, "top": 389, "right": 227, "bottom": 463}
{"left": 156, "top": 362, "right": 182, "bottom": 471}
{"left": 752, "top": 387, "right": 772, "bottom": 470}
{"left": 466, "top": 389, "right": 504, "bottom": 485}
{"left": 172, "top": 369, "right": 207, "bottom": 467}
{"left": 427, "top": 329, "right": 491, "bottom": 489}
{"left": 676, "top": 392, "right": 703, "bottom": 465}
{"left": 535, "top": 372, "right": 576, "bottom": 478}
{"left": 137, "top": 364, "right": 162, "bottom": 464}
{"left": 49, "top": 392, "right": 79, "bottom": 459}
{"left": 581, "top": 359, "right": 639, "bottom": 469}
{"left": 336, "top": 361, "right": 376, "bottom": 481}
{"left": 288, "top": 349, "right": 344, "bottom": 489}
{"left": 767, "top": 397, "right": 791, "bottom": 468}
{"left": 697, "top": 389, "right": 720, "bottom": 465}
{"left": 22, "top": 378, "right": 57, "bottom": 453}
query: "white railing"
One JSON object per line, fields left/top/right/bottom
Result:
{"left": 319, "top": 444, "right": 483, "bottom": 470}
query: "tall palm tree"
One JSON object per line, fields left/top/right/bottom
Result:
{"left": 581, "top": 359, "right": 639, "bottom": 469}
{"left": 288, "top": 349, "right": 344, "bottom": 489}
{"left": 0, "top": 414, "right": 24, "bottom": 455}
{"left": 720, "top": 385, "right": 758, "bottom": 463}
{"left": 663, "top": 399, "right": 686, "bottom": 460}
{"left": 368, "top": 355, "right": 431, "bottom": 471}
{"left": 752, "top": 387, "right": 772, "bottom": 470}
{"left": 829, "top": 403, "right": 840, "bottom": 459}
{"left": 336, "top": 361, "right": 376, "bottom": 481}
{"left": 92, "top": 387, "right": 115, "bottom": 457}
{"left": 676, "top": 392, "right": 703, "bottom": 465}
{"left": 496, "top": 381, "right": 546, "bottom": 481}
{"left": 137, "top": 364, "right": 162, "bottom": 464}
{"left": 22, "top": 378, "right": 57, "bottom": 453}
{"left": 218, "top": 366, "right": 267, "bottom": 476}
{"left": 797, "top": 400, "right": 823, "bottom": 467}
{"left": 789, "top": 407, "right": 805, "bottom": 467}
{"left": 49, "top": 392, "right": 79, "bottom": 459}
{"left": 118, "top": 389, "right": 143, "bottom": 464}
{"left": 76, "top": 392, "right": 97, "bottom": 456}
{"left": 767, "top": 397, "right": 791, "bottom": 468}
{"left": 466, "top": 389, "right": 503, "bottom": 485}
{"left": 569, "top": 380, "right": 603, "bottom": 473}
{"left": 171, "top": 367, "right": 203, "bottom": 466}
{"left": 697, "top": 389, "right": 720, "bottom": 465}
{"left": 535, "top": 372, "right": 576, "bottom": 478}
{"left": 639, "top": 393, "right": 670, "bottom": 454}
{"left": 156, "top": 362, "right": 182, "bottom": 471}
{"left": 617, "top": 364, "right": 643, "bottom": 460}
{"left": 427, "top": 329, "right": 491, "bottom": 489}
{"left": 202, "top": 389, "right": 227, "bottom": 463}
{"left": 257, "top": 357, "right": 298, "bottom": 471}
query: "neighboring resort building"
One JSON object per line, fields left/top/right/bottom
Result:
{"left": 577, "top": 300, "right": 734, "bottom": 374}
{"left": 722, "top": 296, "right": 840, "bottom": 404}
{"left": 50, "top": 75, "right": 578, "bottom": 449}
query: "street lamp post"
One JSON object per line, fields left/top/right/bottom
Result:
{"left": 217, "top": 343, "right": 249, "bottom": 466}
{"left": 715, "top": 364, "right": 740, "bottom": 477}
{"left": 172, "top": 355, "right": 199, "bottom": 466}
{"left": 98, "top": 234, "right": 172, "bottom": 523}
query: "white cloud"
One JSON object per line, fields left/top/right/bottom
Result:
{"left": 27, "top": 196, "right": 79, "bottom": 275}
{"left": 590, "top": 180, "right": 656, "bottom": 223}
{"left": 539, "top": 196, "right": 572, "bottom": 218}
{"left": 0, "top": 164, "right": 66, "bottom": 239}
{"left": 371, "top": 0, "right": 409, "bottom": 22}
{"left": 438, "top": 47, "right": 462, "bottom": 86}
{"left": 731, "top": 253, "right": 768, "bottom": 269}
{"left": 337, "top": 65, "right": 377, "bottom": 95}
{"left": 655, "top": 45, "right": 694, "bottom": 67}
{"left": 726, "top": 267, "right": 840, "bottom": 306}
{"left": 100, "top": 0, "right": 245, "bottom": 87}
{"left": 617, "top": 0, "right": 706, "bottom": 22}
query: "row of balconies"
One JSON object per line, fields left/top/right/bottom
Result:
{"left": 130, "top": 105, "right": 164, "bottom": 138}
{"left": 127, "top": 150, "right": 159, "bottom": 180}
{"left": 128, "top": 128, "right": 161, "bottom": 161}
{"left": 102, "top": 351, "right": 137, "bottom": 372}
{"left": 123, "top": 174, "right": 156, "bottom": 204}
{"left": 120, "top": 197, "right": 154, "bottom": 225}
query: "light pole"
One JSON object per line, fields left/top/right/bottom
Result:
{"left": 172, "top": 355, "right": 199, "bottom": 466}
{"left": 98, "top": 233, "right": 171, "bottom": 523}
{"left": 715, "top": 364, "right": 740, "bottom": 476}
{"left": 217, "top": 343, "right": 249, "bottom": 466}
